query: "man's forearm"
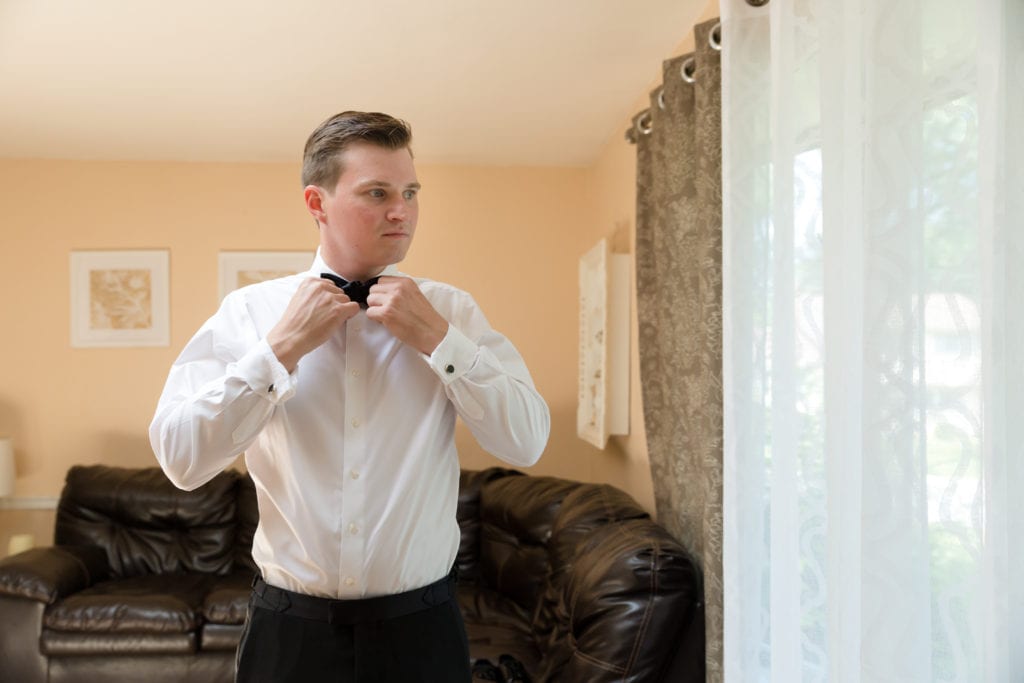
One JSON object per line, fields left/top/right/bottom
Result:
{"left": 150, "top": 339, "right": 293, "bottom": 490}
{"left": 432, "top": 327, "right": 550, "bottom": 466}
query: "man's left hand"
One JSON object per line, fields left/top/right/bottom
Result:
{"left": 365, "top": 277, "right": 448, "bottom": 355}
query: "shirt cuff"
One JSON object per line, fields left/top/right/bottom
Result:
{"left": 234, "top": 339, "right": 297, "bottom": 404}
{"left": 427, "top": 324, "right": 478, "bottom": 385}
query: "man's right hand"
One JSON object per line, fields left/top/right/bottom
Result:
{"left": 266, "top": 277, "right": 360, "bottom": 373}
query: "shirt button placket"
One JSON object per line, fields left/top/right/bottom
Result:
{"left": 340, "top": 316, "right": 368, "bottom": 594}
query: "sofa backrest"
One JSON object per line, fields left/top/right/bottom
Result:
{"left": 456, "top": 467, "right": 523, "bottom": 583}
{"left": 467, "top": 469, "right": 653, "bottom": 612}
{"left": 475, "top": 474, "right": 588, "bottom": 613}
{"left": 55, "top": 465, "right": 247, "bottom": 578}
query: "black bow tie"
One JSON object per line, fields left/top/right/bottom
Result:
{"left": 321, "top": 273, "right": 379, "bottom": 308}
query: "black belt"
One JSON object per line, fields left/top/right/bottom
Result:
{"left": 250, "top": 570, "right": 457, "bottom": 626}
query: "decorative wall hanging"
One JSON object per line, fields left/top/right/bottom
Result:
{"left": 70, "top": 250, "right": 170, "bottom": 348}
{"left": 218, "top": 251, "right": 313, "bottom": 300}
{"left": 577, "top": 238, "right": 630, "bottom": 449}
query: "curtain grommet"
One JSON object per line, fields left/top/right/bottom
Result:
{"left": 680, "top": 57, "right": 696, "bottom": 84}
{"left": 709, "top": 22, "right": 722, "bottom": 51}
{"left": 636, "top": 110, "right": 653, "bottom": 136}
{"left": 656, "top": 86, "right": 667, "bottom": 110}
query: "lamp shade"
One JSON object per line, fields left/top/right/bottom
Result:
{"left": 0, "top": 438, "right": 15, "bottom": 498}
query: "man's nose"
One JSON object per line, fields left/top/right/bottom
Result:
{"left": 386, "top": 199, "right": 408, "bottom": 222}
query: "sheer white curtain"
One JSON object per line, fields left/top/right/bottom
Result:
{"left": 721, "top": 1, "right": 1023, "bottom": 681}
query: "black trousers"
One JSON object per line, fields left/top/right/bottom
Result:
{"left": 235, "top": 576, "right": 472, "bottom": 683}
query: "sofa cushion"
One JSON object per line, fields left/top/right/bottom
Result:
{"left": 458, "top": 585, "right": 540, "bottom": 676}
{"left": 203, "top": 571, "right": 253, "bottom": 625}
{"left": 40, "top": 631, "right": 197, "bottom": 656}
{"left": 45, "top": 652, "right": 235, "bottom": 683}
{"left": 43, "top": 573, "right": 211, "bottom": 634}
{"left": 457, "top": 583, "right": 530, "bottom": 630}
{"left": 55, "top": 465, "right": 241, "bottom": 578}
{"left": 200, "top": 623, "right": 245, "bottom": 652}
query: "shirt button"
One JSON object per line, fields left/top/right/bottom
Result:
{"left": 344, "top": 577, "right": 356, "bottom": 587}
{"left": 353, "top": 325, "right": 362, "bottom": 332}
{"left": 348, "top": 523, "right": 359, "bottom": 535}
{"left": 445, "top": 364, "right": 455, "bottom": 374}
{"left": 350, "top": 470, "right": 360, "bottom": 480}
{"left": 351, "top": 369, "right": 360, "bottom": 377}
{"left": 352, "top": 418, "right": 360, "bottom": 428}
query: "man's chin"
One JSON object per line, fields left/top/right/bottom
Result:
{"left": 384, "top": 242, "right": 412, "bottom": 262}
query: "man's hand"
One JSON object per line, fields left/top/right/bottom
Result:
{"left": 365, "top": 277, "right": 448, "bottom": 355}
{"left": 267, "top": 278, "right": 361, "bottom": 372}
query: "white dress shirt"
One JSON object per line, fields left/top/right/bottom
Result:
{"left": 149, "top": 251, "right": 549, "bottom": 598}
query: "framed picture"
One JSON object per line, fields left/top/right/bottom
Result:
{"left": 70, "top": 250, "right": 170, "bottom": 348}
{"left": 577, "top": 238, "right": 630, "bottom": 449}
{"left": 218, "top": 251, "right": 314, "bottom": 301}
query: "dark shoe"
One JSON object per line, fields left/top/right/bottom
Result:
{"left": 498, "top": 654, "right": 532, "bottom": 683}
{"left": 472, "top": 658, "right": 503, "bottom": 681}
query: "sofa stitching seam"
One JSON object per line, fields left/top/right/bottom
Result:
{"left": 572, "top": 649, "right": 627, "bottom": 674}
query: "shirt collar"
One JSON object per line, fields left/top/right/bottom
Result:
{"left": 309, "top": 248, "right": 401, "bottom": 282}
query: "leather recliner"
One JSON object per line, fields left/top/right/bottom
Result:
{"left": 0, "top": 465, "right": 256, "bottom": 683}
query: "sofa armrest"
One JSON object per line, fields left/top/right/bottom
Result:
{"left": 0, "top": 546, "right": 110, "bottom": 604}
{"left": 536, "top": 519, "right": 704, "bottom": 683}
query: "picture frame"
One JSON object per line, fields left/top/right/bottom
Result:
{"left": 70, "top": 250, "right": 170, "bottom": 348}
{"left": 218, "top": 251, "right": 314, "bottom": 301}
{"left": 577, "top": 238, "right": 630, "bottom": 449}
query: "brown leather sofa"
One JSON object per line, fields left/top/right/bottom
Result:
{"left": 0, "top": 465, "right": 704, "bottom": 682}
{"left": 457, "top": 468, "right": 704, "bottom": 682}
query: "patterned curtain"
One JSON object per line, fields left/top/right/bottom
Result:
{"left": 632, "top": 18, "right": 723, "bottom": 682}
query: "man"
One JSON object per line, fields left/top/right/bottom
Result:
{"left": 149, "top": 111, "right": 550, "bottom": 682}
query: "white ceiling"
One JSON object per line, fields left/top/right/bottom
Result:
{"left": 0, "top": 0, "right": 705, "bottom": 167}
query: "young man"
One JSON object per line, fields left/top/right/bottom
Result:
{"left": 149, "top": 111, "right": 550, "bottom": 682}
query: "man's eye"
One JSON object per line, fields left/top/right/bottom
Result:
{"left": 369, "top": 189, "right": 385, "bottom": 198}
{"left": 403, "top": 190, "right": 418, "bottom": 200}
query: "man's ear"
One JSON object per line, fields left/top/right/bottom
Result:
{"left": 304, "top": 185, "right": 327, "bottom": 225}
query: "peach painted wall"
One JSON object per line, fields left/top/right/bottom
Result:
{"left": 0, "top": 158, "right": 634, "bottom": 506}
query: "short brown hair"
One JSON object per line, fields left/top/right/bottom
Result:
{"left": 301, "top": 111, "right": 413, "bottom": 189}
